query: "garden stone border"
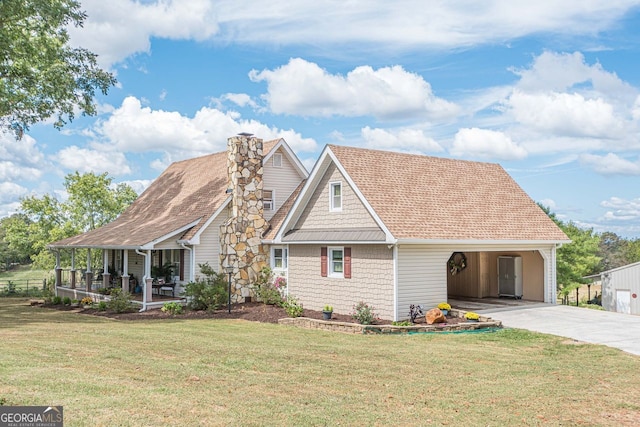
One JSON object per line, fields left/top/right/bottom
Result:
{"left": 278, "top": 309, "right": 502, "bottom": 335}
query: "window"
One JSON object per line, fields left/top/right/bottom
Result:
{"left": 271, "top": 246, "right": 288, "bottom": 270}
{"left": 330, "top": 182, "right": 342, "bottom": 212}
{"left": 264, "top": 190, "right": 274, "bottom": 211}
{"left": 272, "top": 153, "right": 283, "bottom": 167}
{"left": 321, "top": 247, "right": 351, "bottom": 279}
{"left": 329, "top": 247, "right": 343, "bottom": 277}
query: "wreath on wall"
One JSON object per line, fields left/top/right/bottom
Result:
{"left": 448, "top": 252, "right": 467, "bottom": 276}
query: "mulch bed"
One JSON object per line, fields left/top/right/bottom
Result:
{"left": 38, "top": 301, "right": 467, "bottom": 326}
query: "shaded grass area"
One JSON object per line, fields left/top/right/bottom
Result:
{"left": 0, "top": 265, "right": 48, "bottom": 282}
{"left": 1, "top": 298, "right": 639, "bottom": 426}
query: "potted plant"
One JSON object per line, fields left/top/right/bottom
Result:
{"left": 81, "top": 297, "right": 93, "bottom": 308}
{"left": 437, "top": 302, "right": 451, "bottom": 316}
{"left": 464, "top": 311, "right": 480, "bottom": 322}
{"left": 322, "top": 305, "right": 333, "bottom": 320}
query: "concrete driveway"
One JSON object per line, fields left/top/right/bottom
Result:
{"left": 478, "top": 304, "right": 640, "bottom": 356}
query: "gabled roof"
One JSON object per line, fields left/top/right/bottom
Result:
{"left": 278, "top": 144, "right": 569, "bottom": 243}
{"left": 50, "top": 139, "right": 280, "bottom": 249}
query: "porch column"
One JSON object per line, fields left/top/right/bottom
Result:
{"left": 121, "top": 250, "right": 129, "bottom": 293}
{"left": 102, "top": 249, "right": 110, "bottom": 288}
{"left": 54, "top": 251, "right": 61, "bottom": 289}
{"left": 144, "top": 249, "right": 152, "bottom": 303}
{"left": 70, "top": 249, "right": 76, "bottom": 289}
{"left": 85, "top": 248, "right": 93, "bottom": 292}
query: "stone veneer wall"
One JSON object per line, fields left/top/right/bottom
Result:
{"left": 287, "top": 244, "right": 395, "bottom": 319}
{"left": 220, "top": 135, "right": 269, "bottom": 302}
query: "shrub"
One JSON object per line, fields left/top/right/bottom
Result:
{"left": 80, "top": 297, "right": 93, "bottom": 306}
{"left": 97, "top": 301, "right": 107, "bottom": 311}
{"left": 392, "top": 320, "right": 412, "bottom": 326}
{"left": 71, "top": 299, "right": 79, "bottom": 304}
{"left": 182, "top": 263, "right": 227, "bottom": 311}
{"left": 62, "top": 296, "right": 71, "bottom": 305}
{"left": 52, "top": 296, "right": 62, "bottom": 305}
{"left": 107, "top": 288, "right": 136, "bottom": 313}
{"left": 323, "top": 304, "right": 333, "bottom": 312}
{"left": 351, "top": 301, "right": 378, "bottom": 325}
{"left": 253, "top": 267, "right": 284, "bottom": 306}
{"left": 161, "top": 302, "right": 184, "bottom": 316}
{"left": 283, "top": 296, "right": 303, "bottom": 318}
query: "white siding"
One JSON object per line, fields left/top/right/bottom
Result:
{"left": 397, "top": 245, "right": 451, "bottom": 320}
{"left": 154, "top": 239, "right": 182, "bottom": 250}
{"left": 601, "top": 262, "right": 640, "bottom": 315}
{"left": 263, "top": 147, "right": 305, "bottom": 221}
{"left": 194, "top": 214, "right": 226, "bottom": 277}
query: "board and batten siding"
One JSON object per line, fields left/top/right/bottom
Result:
{"left": 287, "top": 244, "right": 394, "bottom": 319}
{"left": 263, "top": 147, "right": 305, "bottom": 221}
{"left": 397, "top": 245, "right": 451, "bottom": 320}
{"left": 194, "top": 214, "right": 227, "bottom": 277}
{"left": 293, "top": 163, "right": 379, "bottom": 230}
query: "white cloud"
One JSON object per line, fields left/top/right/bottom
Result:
{"left": 92, "top": 96, "right": 317, "bottom": 167}
{"left": 0, "top": 182, "right": 28, "bottom": 204}
{"left": 119, "top": 179, "right": 153, "bottom": 195}
{"left": 360, "top": 127, "right": 444, "bottom": 153}
{"left": 601, "top": 197, "right": 640, "bottom": 221}
{"left": 249, "top": 58, "right": 459, "bottom": 120}
{"left": 579, "top": 153, "right": 640, "bottom": 175}
{"left": 55, "top": 146, "right": 132, "bottom": 176}
{"left": 450, "top": 128, "right": 527, "bottom": 160}
{"left": 538, "top": 199, "right": 557, "bottom": 210}
{"left": 0, "top": 133, "right": 46, "bottom": 182}
{"left": 220, "top": 93, "right": 257, "bottom": 108}
{"left": 505, "top": 90, "right": 623, "bottom": 138}
{"left": 69, "top": 2, "right": 637, "bottom": 68}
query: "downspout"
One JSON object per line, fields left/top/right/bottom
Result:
{"left": 135, "top": 249, "right": 149, "bottom": 312}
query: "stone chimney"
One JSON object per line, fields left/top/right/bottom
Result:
{"left": 220, "top": 134, "right": 269, "bottom": 302}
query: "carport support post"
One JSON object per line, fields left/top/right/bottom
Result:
{"left": 576, "top": 287, "right": 579, "bottom": 307}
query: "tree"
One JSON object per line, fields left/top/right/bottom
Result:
{"left": 5, "top": 172, "right": 137, "bottom": 269}
{"left": 0, "top": 214, "right": 32, "bottom": 270}
{"left": 0, "top": 0, "right": 116, "bottom": 137}
{"left": 538, "top": 204, "right": 601, "bottom": 293}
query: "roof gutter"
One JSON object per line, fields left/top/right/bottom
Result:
{"left": 395, "top": 238, "right": 571, "bottom": 245}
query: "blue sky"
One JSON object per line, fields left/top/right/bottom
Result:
{"left": 3, "top": 1, "right": 640, "bottom": 237}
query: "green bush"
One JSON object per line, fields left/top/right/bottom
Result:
{"left": 182, "top": 263, "right": 227, "bottom": 311}
{"left": 107, "top": 288, "right": 136, "bottom": 313}
{"left": 253, "top": 267, "right": 284, "bottom": 306}
{"left": 52, "top": 296, "right": 62, "bottom": 305}
{"left": 392, "top": 320, "right": 412, "bottom": 326}
{"left": 283, "top": 296, "right": 303, "bottom": 318}
{"left": 161, "top": 302, "right": 184, "bottom": 315}
{"left": 351, "top": 301, "right": 378, "bottom": 325}
{"left": 97, "top": 301, "right": 107, "bottom": 311}
{"left": 62, "top": 296, "right": 71, "bottom": 305}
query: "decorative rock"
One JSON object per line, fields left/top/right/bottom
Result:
{"left": 426, "top": 308, "right": 446, "bottom": 325}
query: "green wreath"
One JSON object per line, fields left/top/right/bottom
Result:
{"left": 448, "top": 252, "right": 467, "bottom": 275}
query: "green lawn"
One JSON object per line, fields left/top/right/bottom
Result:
{"left": 0, "top": 265, "right": 49, "bottom": 294}
{"left": 1, "top": 298, "right": 638, "bottom": 426}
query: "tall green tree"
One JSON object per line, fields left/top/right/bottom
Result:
{"left": 0, "top": 214, "right": 32, "bottom": 270}
{"left": 5, "top": 172, "right": 137, "bottom": 269}
{"left": 0, "top": 0, "right": 116, "bottom": 137}
{"left": 538, "top": 204, "right": 601, "bottom": 293}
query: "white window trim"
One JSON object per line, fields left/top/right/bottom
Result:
{"left": 328, "top": 246, "right": 344, "bottom": 278}
{"left": 329, "top": 181, "right": 342, "bottom": 212}
{"left": 272, "top": 153, "right": 283, "bottom": 167}
{"left": 264, "top": 189, "right": 275, "bottom": 211}
{"left": 271, "top": 246, "right": 288, "bottom": 271}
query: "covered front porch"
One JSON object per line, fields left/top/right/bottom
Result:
{"left": 51, "top": 246, "right": 192, "bottom": 310}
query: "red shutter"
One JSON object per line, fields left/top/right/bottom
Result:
{"left": 321, "top": 247, "right": 328, "bottom": 277}
{"left": 344, "top": 247, "right": 352, "bottom": 279}
{"left": 179, "top": 249, "right": 185, "bottom": 281}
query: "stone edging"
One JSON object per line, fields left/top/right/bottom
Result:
{"left": 278, "top": 309, "right": 502, "bottom": 335}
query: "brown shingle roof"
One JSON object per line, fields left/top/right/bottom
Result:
{"left": 263, "top": 180, "right": 306, "bottom": 240}
{"left": 51, "top": 139, "right": 279, "bottom": 248}
{"left": 328, "top": 144, "right": 568, "bottom": 241}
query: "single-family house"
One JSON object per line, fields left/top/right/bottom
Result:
{"left": 50, "top": 134, "right": 569, "bottom": 319}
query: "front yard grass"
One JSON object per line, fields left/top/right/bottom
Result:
{"left": 1, "top": 298, "right": 639, "bottom": 426}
